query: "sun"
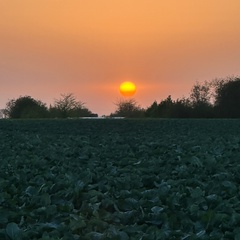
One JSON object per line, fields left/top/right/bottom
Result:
{"left": 119, "top": 81, "right": 137, "bottom": 97}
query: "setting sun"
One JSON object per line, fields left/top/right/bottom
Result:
{"left": 119, "top": 81, "right": 137, "bottom": 97}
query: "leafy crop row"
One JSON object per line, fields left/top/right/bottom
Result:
{"left": 0, "top": 119, "right": 240, "bottom": 239}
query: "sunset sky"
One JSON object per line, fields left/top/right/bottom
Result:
{"left": 1, "top": 0, "right": 240, "bottom": 116}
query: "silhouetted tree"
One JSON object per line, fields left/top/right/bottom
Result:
{"left": 189, "top": 81, "right": 214, "bottom": 118}
{"left": 145, "top": 101, "right": 159, "bottom": 117}
{"left": 4, "top": 96, "right": 48, "bottom": 118}
{"left": 189, "top": 81, "right": 211, "bottom": 105}
{"left": 172, "top": 98, "right": 192, "bottom": 118}
{"left": 50, "top": 93, "right": 96, "bottom": 118}
{"left": 157, "top": 95, "right": 175, "bottom": 118}
{"left": 214, "top": 77, "right": 240, "bottom": 118}
{"left": 111, "top": 99, "right": 145, "bottom": 118}
{"left": 146, "top": 96, "right": 191, "bottom": 118}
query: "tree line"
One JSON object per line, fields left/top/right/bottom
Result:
{"left": 111, "top": 76, "right": 240, "bottom": 118}
{"left": 3, "top": 93, "right": 97, "bottom": 119}
{"left": 2, "top": 76, "right": 240, "bottom": 119}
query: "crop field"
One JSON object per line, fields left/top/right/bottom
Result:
{"left": 1, "top": 119, "right": 240, "bottom": 240}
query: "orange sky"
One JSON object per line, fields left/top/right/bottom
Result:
{"left": 1, "top": 0, "right": 240, "bottom": 115}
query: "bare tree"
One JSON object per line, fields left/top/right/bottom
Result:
{"left": 51, "top": 93, "right": 88, "bottom": 118}
{"left": 190, "top": 81, "right": 211, "bottom": 106}
{"left": 111, "top": 99, "right": 145, "bottom": 118}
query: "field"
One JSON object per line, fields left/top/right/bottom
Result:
{"left": 1, "top": 119, "right": 240, "bottom": 240}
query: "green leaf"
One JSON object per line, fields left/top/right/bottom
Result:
{"left": 191, "top": 156, "right": 203, "bottom": 167}
{"left": 151, "top": 206, "right": 164, "bottom": 214}
{"left": 40, "top": 193, "right": 51, "bottom": 205}
{"left": 0, "top": 215, "right": 8, "bottom": 224}
{"left": 25, "top": 186, "right": 38, "bottom": 196}
{"left": 5, "top": 222, "right": 21, "bottom": 240}
{"left": 190, "top": 187, "right": 204, "bottom": 199}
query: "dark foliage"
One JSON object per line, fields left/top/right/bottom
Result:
{"left": 4, "top": 94, "right": 97, "bottom": 119}
{"left": 111, "top": 99, "right": 145, "bottom": 118}
{"left": 214, "top": 78, "right": 240, "bottom": 118}
{"left": 4, "top": 96, "right": 48, "bottom": 118}
{"left": 50, "top": 93, "right": 96, "bottom": 118}
{"left": 3, "top": 76, "right": 240, "bottom": 119}
{"left": 146, "top": 76, "right": 240, "bottom": 118}
{"left": 189, "top": 81, "right": 214, "bottom": 118}
{"left": 145, "top": 96, "right": 192, "bottom": 118}
{"left": 1, "top": 119, "right": 240, "bottom": 238}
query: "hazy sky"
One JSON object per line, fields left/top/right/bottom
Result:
{"left": 1, "top": 0, "right": 240, "bottom": 115}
